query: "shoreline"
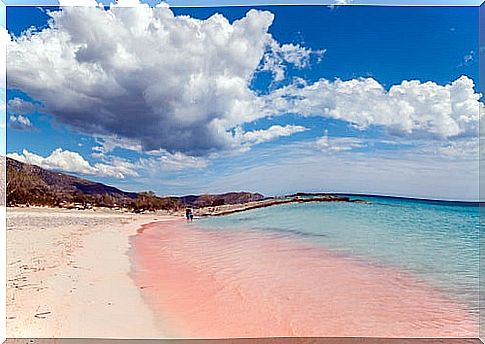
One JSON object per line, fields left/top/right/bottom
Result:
{"left": 6, "top": 204, "right": 479, "bottom": 338}
{"left": 6, "top": 207, "right": 177, "bottom": 338}
{"left": 193, "top": 195, "right": 367, "bottom": 218}
{"left": 7, "top": 194, "right": 362, "bottom": 219}
{"left": 130, "top": 220, "right": 477, "bottom": 338}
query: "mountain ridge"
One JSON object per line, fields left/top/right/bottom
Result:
{"left": 6, "top": 157, "right": 265, "bottom": 211}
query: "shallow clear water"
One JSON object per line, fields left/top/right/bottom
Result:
{"left": 197, "top": 196, "right": 480, "bottom": 315}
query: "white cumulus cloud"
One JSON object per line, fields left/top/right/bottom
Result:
{"left": 9, "top": 115, "right": 33, "bottom": 130}
{"left": 264, "top": 75, "right": 481, "bottom": 139}
{"left": 8, "top": 148, "right": 139, "bottom": 179}
{"left": 7, "top": 6, "right": 306, "bottom": 156}
{"left": 6, "top": 6, "right": 482, "bottom": 160}
{"left": 239, "top": 124, "right": 307, "bottom": 144}
{"left": 262, "top": 42, "right": 324, "bottom": 82}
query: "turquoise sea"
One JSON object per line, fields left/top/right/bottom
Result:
{"left": 197, "top": 195, "right": 480, "bottom": 317}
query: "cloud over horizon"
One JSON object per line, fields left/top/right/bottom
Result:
{"left": 263, "top": 76, "right": 482, "bottom": 140}
{"left": 8, "top": 148, "right": 139, "bottom": 179}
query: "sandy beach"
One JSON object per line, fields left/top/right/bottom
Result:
{"left": 6, "top": 206, "right": 479, "bottom": 339}
{"left": 6, "top": 207, "right": 176, "bottom": 338}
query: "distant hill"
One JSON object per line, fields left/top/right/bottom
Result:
{"left": 179, "top": 192, "right": 265, "bottom": 208}
{"left": 6, "top": 157, "right": 265, "bottom": 211}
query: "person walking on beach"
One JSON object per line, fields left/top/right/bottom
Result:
{"left": 185, "top": 208, "right": 194, "bottom": 222}
{"left": 185, "top": 208, "right": 191, "bottom": 221}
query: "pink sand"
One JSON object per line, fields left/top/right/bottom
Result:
{"left": 129, "top": 220, "right": 477, "bottom": 338}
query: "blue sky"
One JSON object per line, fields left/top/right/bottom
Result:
{"left": 5, "top": 4, "right": 481, "bottom": 200}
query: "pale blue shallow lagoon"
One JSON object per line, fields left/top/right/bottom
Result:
{"left": 197, "top": 195, "right": 480, "bottom": 316}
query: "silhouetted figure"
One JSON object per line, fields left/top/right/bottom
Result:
{"left": 185, "top": 208, "right": 191, "bottom": 221}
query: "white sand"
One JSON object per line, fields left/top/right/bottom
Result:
{"left": 6, "top": 207, "right": 177, "bottom": 338}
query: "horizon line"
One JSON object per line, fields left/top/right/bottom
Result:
{"left": 4, "top": 156, "right": 480, "bottom": 204}
{"left": 168, "top": 191, "right": 481, "bottom": 204}
{"left": 330, "top": 192, "right": 481, "bottom": 204}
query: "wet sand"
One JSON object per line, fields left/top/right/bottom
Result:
{"left": 130, "top": 220, "right": 477, "bottom": 338}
